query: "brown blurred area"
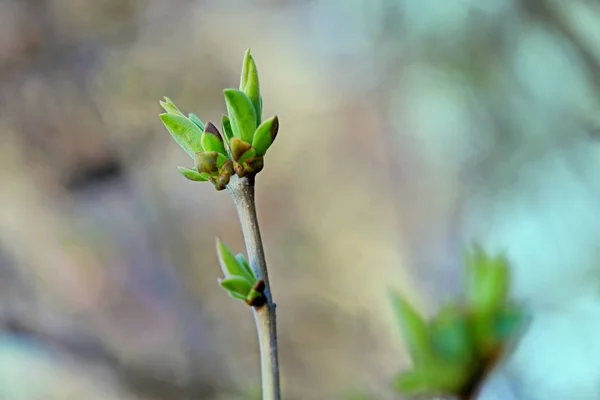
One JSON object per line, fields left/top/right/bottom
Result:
{"left": 1, "top": 0, "right": 600, "bottom": 399}
{"left": 0, "top": 1, "right": 413, "bottom": 399}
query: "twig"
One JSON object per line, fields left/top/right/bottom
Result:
{"left": 228, "top": 175, "right": 281, "bottom": 400}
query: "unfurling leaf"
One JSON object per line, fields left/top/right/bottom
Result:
{"left": 216, "top": 238, "right": 256, "bottom": 282}
{"left": 188, "top": 113, "right": 205, "bottom": 131}
{"left": 160, "top": 113, "right": 204, "bottom": 159}
{"left": 219, "top": 276, "right": 253, "bottom": 298}
{"left": 235, "top": 253, "right": 256, "bottom": 281}
{"left": 239, "top": 48, "right": 261, "bottom": 123}
{"left": 222, "top": 114, "right": 234, "bottom": 146}
{"left": 224, "top": 89, "right": 257, "bottom": 143}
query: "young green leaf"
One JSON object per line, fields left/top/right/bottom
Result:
{"left": 223, "top": 89, "right": 257, "bottom": 143}
{"left": 219, "top": 276, "right": 253, "bottom": 298}
{"left": 177, "top": 166, "right": 208, "bottom": 181}
{"left": 189, "top": 113, "right": 205, "bottom": 131}
{"left": 239, "top": 49, "right": 261, "bottom": 123}
{"left": 429, "top": 304, "right": 474, "bottom": 364}
{"left": 221, "top": 114, "right": 234, "bottom": 146}
{"left": 465, "top": 247, "right": 510, "bottom": 316}
{"left": 160, "top": 114, "right": 204, "bottom": 159}
{"left": 160, "top": 97, "right": 185, "bottom": 116}
{"left": 391, "top": 292, "right": 432, "bottom": 365}
{"left": 236, "top": 253, "right": 256, "bottom": 280}
{"left": 252, "top": 116, "right": 279, "bottom": 156}
{"left": 201, "top": 122, "right": 227, "bottom": 155}
{"left": 216, "top": 238, "right": 256, "bottom": 282}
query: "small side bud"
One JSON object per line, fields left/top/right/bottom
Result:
{"left": 243, "top": 156, "right": 264, "bottom": 174}
{"left": 230, "top": 137, "right": 253, "bottom": 162}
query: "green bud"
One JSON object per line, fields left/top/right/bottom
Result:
{"left": 223, "top": 88, "right": 257, "bottom": 143}
{"left": 243, "top": 156, "right": 264, "bottom": 174}
{"left": 159, "top": 96, "right": 185, "bottom": 116}
{"left": 188, "top": 113, "right": 205, "bottom": 131}
{"left": 230, "top": 137, "right": 254, "bottom": 162}
{"left": 246, "top": 279, "right": 266, "bottom": 307}
{"left": 216, "top": 238, "right": 256, "bottom": 283}
{"left": 201, "top": 122, "right": 227, "bottom": 155}
{"left": 160, "top": 114, "right": 204, "bottom": 159}
{"left": 209, "top": 176, "right": 227, "bottom": 191}
{"left": 177, "top": 166, "right": 208, "bottom": 181}
{"left": 237, "top": 147, "right": 256, "bottom": 165}
{"left": 195, "top": 151, "right": 227, "bottom": 174}
{"left": 218, "top": 160, "right": 234, "bottom": 187}
{"left": 239, "top": 48, "right": 261, "bottom": 123}
{"left": 252, "top": 116, "right": 279, "bottom": 156}
{"left": 219, "top": 276, "right": 253, "bottom": 298}
{"left": 391, "top": 292, "right": 433, "bottom": 366}
{"left": 234, "top": 162, "right": 246, "bottom": 178}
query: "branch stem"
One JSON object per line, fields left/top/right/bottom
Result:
{"left": 228, "top": 175, "right": 281, "bottom": 400}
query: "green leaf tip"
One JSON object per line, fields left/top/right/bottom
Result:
{"left": 177, "top": 166, "right": 208, "bottom": 181}
{"left": 464, "top": 245, "right": 510, "bottom": 317}
{"left": 240, "top": 48, "right": 261, "bottom": 123}
{"left": 160, "top": 113, "right": 204, "bottom": 159}
{"left": 390, "top": 292, "right": 432, "bottom": 365}
{"left": 224, "top": 88, "right": 257, "bottom": 144}
{"left": 160, "top": 96, "right": 185, "bottom": 116}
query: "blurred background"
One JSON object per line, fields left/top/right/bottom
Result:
{"left": 1, "top": 0, "right": 600, "bottom": 399}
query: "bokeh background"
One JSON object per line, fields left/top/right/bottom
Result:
{"left": 1, "top": 0, "right": 600, "bottom": 399}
